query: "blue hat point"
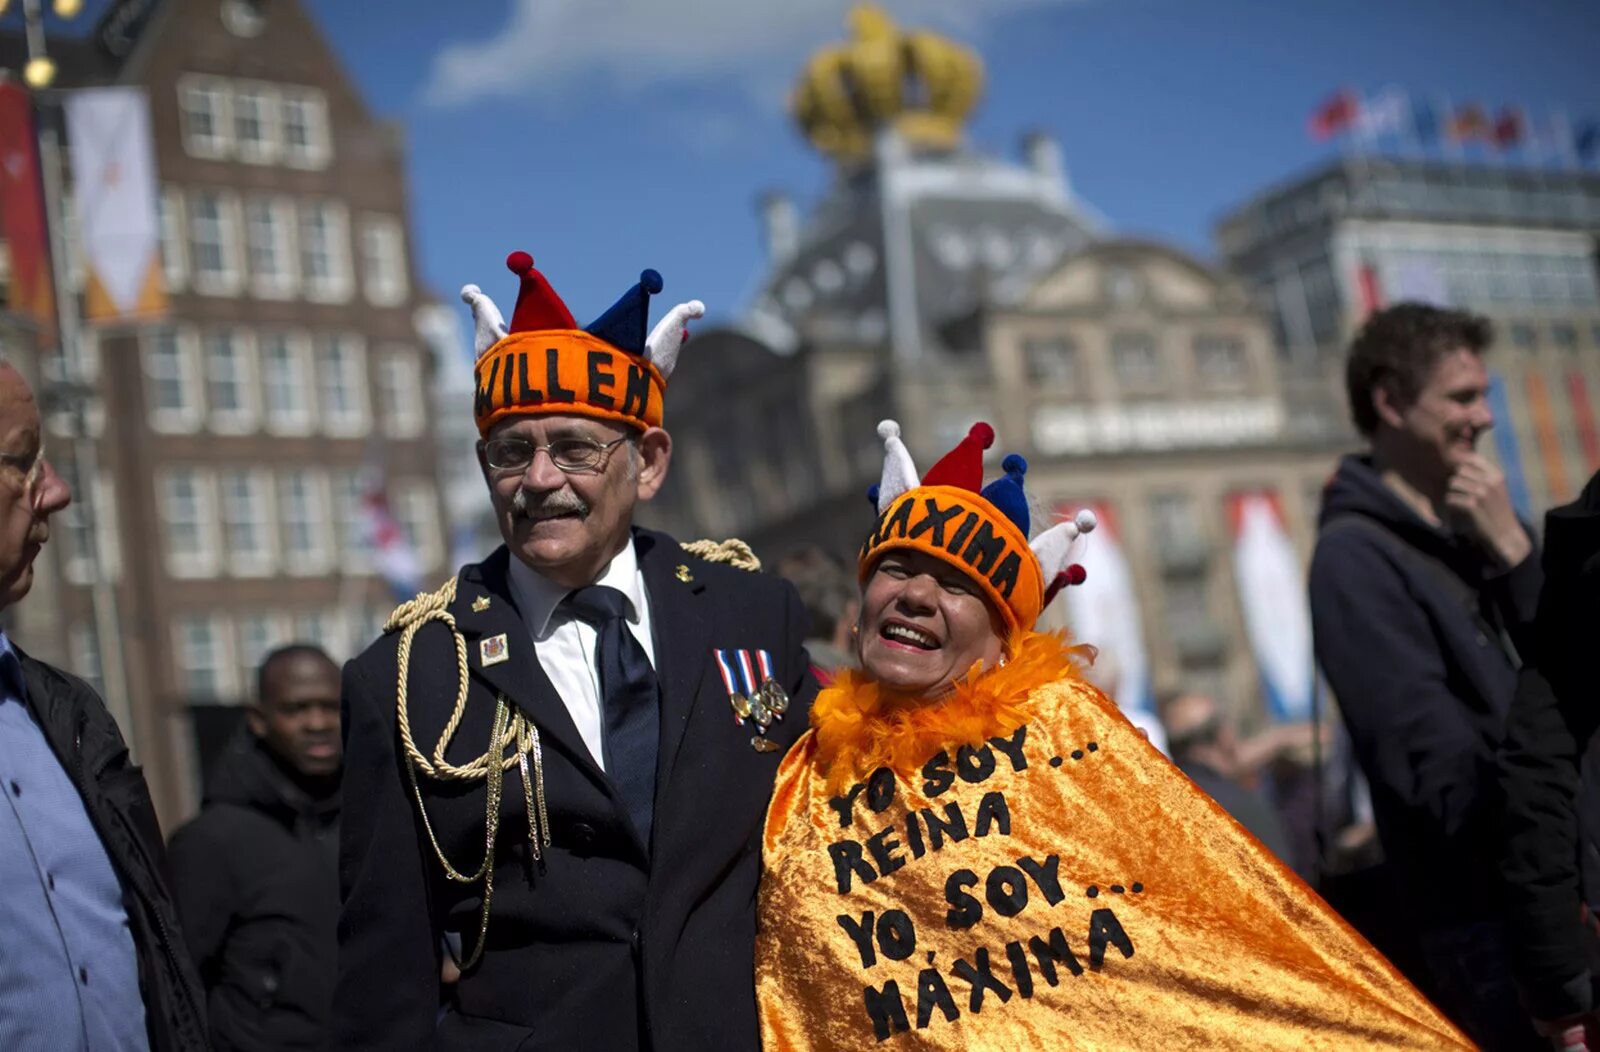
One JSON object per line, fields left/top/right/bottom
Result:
{"left": 866, "top": 483, "right": 881, "bottom": 508}
{"left": 980, "top": 453, "right": 1030, "bottom": 536}
{"left": 585, "top": 268, "right": 664, "bottom": 357}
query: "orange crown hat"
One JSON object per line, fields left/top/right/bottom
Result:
{"left": 462, "top": 252, "right": 706, "bottom": 436}
{"left": 859, "top": 420, "right": 1097, "bottom": 638}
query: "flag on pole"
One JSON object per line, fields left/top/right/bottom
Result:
{"left": 1447, "top": 103, "right": 1493, "bottom": 144}
{"left": 64, "top": 87, "right": 166, "bottom": 322}
{"left": 1354, "top": 86, "right": 1409, "bottom": 143}
{"left": 1355, "top": 260, "right": 1384, "bottom": 320}
{"left": 0, "top": 83, "right": 55, "bottom": 331}
{"left": 1492, "top": 108, "right": 1525, "bottom": 151}
{"left": 1575, "top": 119, "right": 1600, "bottom": 164}
{"left": 1307, "top": 90, "right": 1359, "bottom": 141}
{"left": 1411, "top": 98, "right": 1441, "bottom": 146}
{"left": 360, "top": 475, "right": 421, "bottom": 600}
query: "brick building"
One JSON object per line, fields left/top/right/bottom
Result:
{"left": 0, "top": 0, "right": 448, "bottom": 821}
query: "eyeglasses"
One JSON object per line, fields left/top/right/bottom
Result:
{"left": 481, "top": 435, "right": 628, "bottom": 475}
{"left": 0, "top": 443, "right": 51, "bottom": 511}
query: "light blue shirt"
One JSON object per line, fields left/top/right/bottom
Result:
{"left": 0, "top": 632, "right": 149, "bottom": 1051}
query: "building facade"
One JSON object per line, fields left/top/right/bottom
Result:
{"left": 1217, "top": 156, "right": 1600, "bottom": 514}
{"left": 0, "top": 0, "right": 449, "bottom": 821}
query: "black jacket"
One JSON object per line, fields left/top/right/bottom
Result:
{"left": 15, "top": 645, "right": 210, "bottom": 1051}
{"left": 335, "top": 531, "right": 817, "bottom": 1051}
{"left": 1498, "top": 469, "right": 1600, "bottom": 1020}
{"left": 168, "top": 732, "right": 341, "bottom": 1051}
{"left": 1309, "top": 454, "right": 1542, "bottom": 927}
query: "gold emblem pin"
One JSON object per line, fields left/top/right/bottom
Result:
{"left": 675, "top": 564, "right": 693, "bottom": 583}
{"left": 750, "top": 736, "right": 781, "bottom": 753}
{"left": 480, "top": 633, "right": 510, "bottom": 667}
{"left": 472, "top": 596, "right": 491, "bottom": 612}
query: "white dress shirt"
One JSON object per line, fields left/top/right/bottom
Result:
{"left": 506, "top": 540, "right": 657, "bottom": 772}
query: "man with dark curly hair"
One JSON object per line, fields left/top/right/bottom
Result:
{"left": 1309, "top": 302, "right": 1544, "bottom": 1049}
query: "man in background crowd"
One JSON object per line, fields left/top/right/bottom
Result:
{"left": 0, "top": 360, "right": 207, "bottom": 1050}
{"left": 1310, "top": 302, "right": 1543, "bottom": 1049}
{"left": 774, "top": 544, "right": 858, "bottom": 684}
{"left": 169, "top": 644, "right": 343, "bottom": 1051}
{"left": 1160, "top": 690, "right": 1294, "bottom": 862}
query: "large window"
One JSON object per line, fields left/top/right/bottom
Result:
{"left": 376, "top": 348, "right": 425, "bottom": 438}
{"left": 244, "top": 196, "right": 296, "bottom": 299}
{"left": 278, "top": 469, "right": 332, "bottom": 574}
{"left": 300, "top": 200, "right": 352, "bottom": 303}
{"left": 219, "top": 469, "right": 275, "bottom": 576}
{"left": 143, "top": 328, "right": 203, "bottom": 433}
{"left": 203, "top": 328, "right": 257, "bottom": 432}
{"left": 281, "top": 88, "right": 332, "bottom": 169}
{"left": 393, "top": 480, "right": 442, "bottom": 573}
{"left": 67, "top": 624, "right": 104, "bottom": 698}
{"left": 158, "top": 468, "right": 220, "bottom": 578}
{"left": 259, "top": 331, "right": 314, "bottom": 435}
{"left": 1193, "top": 334, "right": 1248, "bottom": 387}
{"left": 315, "top": 333, "right": 369, "bottom": 436}
{"left": 188, "top": 189, "right": 242, "bottom": 295}
{"left": 331, "top": 469, "right": 372, "bottom": 572}
{"left": 173, "top": 614, "right": 235, "bottom": 699}
{"left": 178, "top": 76, "right": 230, "bottom": 158}
{"left": 360, "top": 215, "right": 409, "bottom": 307}
{"left": 236, "top": 611, "right": 288, "bottom": 689}
{"left": 1023, "top": 336, "right": 1080, "bottom": 387}
{"left": 157, "top": 187, "right": 187, "bottom": 292}
{"left": 232, "top": 83, "right": 280, "bottom": 164}
{"left": 1111, "top": 331, "right": 1162, "bottom": 392}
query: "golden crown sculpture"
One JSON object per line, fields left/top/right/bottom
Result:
{"left": 792, "top": 4, "right": 984, "bottom": 165}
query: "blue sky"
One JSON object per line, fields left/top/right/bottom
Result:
{"left": 105, "top": 1, "right": 1600, "bottom": 334}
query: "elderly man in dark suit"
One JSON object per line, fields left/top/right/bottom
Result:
{"left": 335, "top": 254, "right": 817, "bottom": 1051}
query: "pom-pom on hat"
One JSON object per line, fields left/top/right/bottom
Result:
{"left": 462, "top": 251, "right": 704, "bottom": 437}
{"left": 859, "top": 421, "right": 1091, "bottom": 639}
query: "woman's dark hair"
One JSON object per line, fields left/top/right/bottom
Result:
{"left": 1345, "top": 302, "right": 1493, "bottom": 437}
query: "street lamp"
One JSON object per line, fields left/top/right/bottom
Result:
{"left": 2, "top": 0, "right": 136, "bottom": 743}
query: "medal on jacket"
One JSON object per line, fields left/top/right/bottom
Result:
{"left": 715, "top": 648, "right": 787, "bottom": 750}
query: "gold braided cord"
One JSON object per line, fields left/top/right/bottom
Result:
{"left": 680, "top": 537, "right": 761, "bottom": 571}
{"left": 386, "top": 575, "right": 551, "bottom": 971}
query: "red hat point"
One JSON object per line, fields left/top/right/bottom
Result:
{"left": 921, "top": 422, "right": 995, "bottom": 492}
{"left": 505, "top": 251, "right": 578, "bottom": 333}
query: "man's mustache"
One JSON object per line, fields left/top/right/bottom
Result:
{"left": 512, "top": 488, "right": 590, "bottom": 521}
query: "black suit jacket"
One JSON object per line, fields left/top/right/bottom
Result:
{"left": 335, "top": 529, "right": 816, "bottom": 1051}
{"left": 1498, "top": 470, "right": 1600, "bottom": 1020}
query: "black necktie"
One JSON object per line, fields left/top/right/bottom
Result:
{"left": 564, "top": 585, "right": 660, "bottom": 848}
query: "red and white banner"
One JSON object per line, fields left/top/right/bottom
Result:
{"left": 1059, "top": 501, "right": 1167, "bottom": 754}
{"left": 1227, "top": 490, "right": 1314, "bottom": 722}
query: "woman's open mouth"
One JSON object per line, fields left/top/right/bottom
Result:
{"left": 880, "top": 621, "right": 938, "bottom": 650}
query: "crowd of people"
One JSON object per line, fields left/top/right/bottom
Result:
{"left": 0, "top": 249, "right": 1594, "bottom": 1050}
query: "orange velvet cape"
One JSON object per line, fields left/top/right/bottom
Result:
{"left": 754, "top": 632, "right": 1469, "bottom": 1050}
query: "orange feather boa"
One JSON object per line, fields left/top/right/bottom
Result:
{"left": 809, "top": 630, "right": 1088, "bottom": 792}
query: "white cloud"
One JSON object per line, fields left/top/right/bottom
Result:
{"left": 421, "top": 0, "right": 1079, "bottom": 110}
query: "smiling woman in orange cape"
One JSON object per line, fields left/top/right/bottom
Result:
{"left": 754, "top": 421, "right": 1469, "bottom": 1051}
